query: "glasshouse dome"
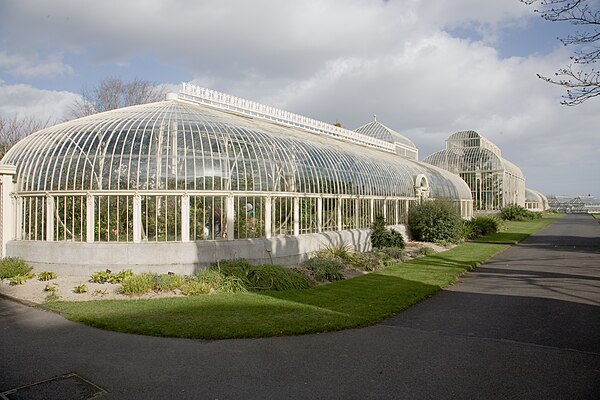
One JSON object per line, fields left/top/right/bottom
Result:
{"left": 423, "top": 130, "right": 525, "bottom": 211}
{"left": 525, "top": 188, "right": 548, "bottom": 211}
{"left": 0, "top": 84, "right": 473, "bottom": 273}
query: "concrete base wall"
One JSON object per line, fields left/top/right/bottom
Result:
{"left": 6, "top": 225, "right": 408, "bottom": 275}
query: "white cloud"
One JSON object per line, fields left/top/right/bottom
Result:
{"left": 0, "top": 0, "right": 597, "bottom": 196}
{"left": 0, "top": 81, "right": 79, "bottom": 123}
{"left": 0, "top": 51, "right": 73, "bottom": 79}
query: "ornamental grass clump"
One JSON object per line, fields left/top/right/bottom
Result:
{"left": 119, "top": 273, "right": 155, "bottom": 295}
{"left": 211, "top": 260, "right": 313, "bottom": 291}
{"left": 195, "top": 269, "right": 247, "bottom": 294}
{"left": 0, "top": 257, "right": 32, "bottom": 279}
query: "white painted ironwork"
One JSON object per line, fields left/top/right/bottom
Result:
{"left": 179, "top": 83, "right": 396, "bottom": 154}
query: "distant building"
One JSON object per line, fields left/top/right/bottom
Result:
{"left": 354, "top": 117, "right": 418, "bottom": 160}
{"left": 423, "top": 130, "right": 525, "bottom": 211}
{"left": 547, "top": 195, "right": 600, "bottom": 213}
{"left": 525, "top": 188, "right": 549, "bottom": 212}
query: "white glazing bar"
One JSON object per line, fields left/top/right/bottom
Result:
{"left": 370, "top": 198, "right": 375, "bottom": 224}
{"left": 264, "top": 196, "right": 272, "bottom": 239}
{"left": 86, "top": 194, "right": 95, "bottom": 243}
{"left": 46, "top": 195, "right": 54, "bottom": 241}
{"left": 355, "top": 198, "right": 360, "bottom": 228}
{"left": 226, "top": 195, "right": 235, "bottom": 240}
{"left": 293, "top": 196, "right": 299, "bottom": 237}
{"left": 14, "top": 196, "right": 22, "bottom": 241}
{"left": 133, "top": 193, "right": 142, "bottom": 243}
{"left": 181, "top": 193, "right": 190, "bottom": 242}
{"left": 317, "top": 197, "right": 323, "bottom": 233}
{"left": 337, "top": 197, "right": 342, "bottom": 231}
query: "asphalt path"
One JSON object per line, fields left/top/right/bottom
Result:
{"left": 1, "top": 214, "right": 599, "bottom": 399}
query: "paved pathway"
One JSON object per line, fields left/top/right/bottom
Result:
{"left": 1, "top": 214, "right": 599, "bottom": 399}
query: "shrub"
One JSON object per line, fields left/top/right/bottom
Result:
{"left": 463, "top": 216, "right": 504, "bottom": 239}
{"left": 378, "top": 246, "right": 405, "bottom": 260}
{"left": 242, "top": 264, "right": 313, "bottom": 291}
{"left": 371, "top": 216, "right": 405, "bottom": 249}
{"left": 301, "top": 257, "right": 345, "bottom": 282}
{"left": 196, "top": 270, "right": 247, "bottom": 294}
{"left": 500, "top": 204, "right": 541, "bottom": 221}
{"left": 73, "top": 284, "right": 88, "bottom": 294}
{"left": 154, "top": 273, "right": 187, "bottom": 292}
{"left": 0, "top": 257, "right": 32, "bottom": 279}
{"left": 9, "top": 272, "right": 35, "bottom": 286}
{"left": 119, "top": 273, "right": 154, "bottom": 295}
{"left": 180, "top": 280, "right": 211, "bottom": 296}
{"left": 212, "top": 261, "right": 313, "bottom": 291}
{"left": 38, "top": 271, "right": 58, "bottom": 281}
{"left": 90, "top": 269, "right": 135, "bottom": 284}
{"left": 418, "top": 246, "right": 437, "bottom": 256}
{"left": 408, "top": 200, "right": 462, "bottom": 243}
{"left": 90, "top": 270, "right": 111, "bottom": 283}
{"left": 351, "top": 252, "right": 387, "bottom": 271}
{"left": 315, "top": 242, "right": 357, "bottom": 263}
{"left": 43, "top": 283, "right": 58, "bottom": 292}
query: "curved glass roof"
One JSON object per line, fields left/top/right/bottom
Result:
{"left": 1, "top": 97, "right": 471, "bottom": 200}
{"left": 424, "top": 131, "right": 524, "bottom": 179}
{"left": 354, "top": 119, "right": 417, "bottom": 149}
{"left": 526, "top": 188, "right": 548, "bottom": 204}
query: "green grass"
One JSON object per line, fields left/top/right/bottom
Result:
{"left": 593, "top": 213, "right": 600, "bottom": 223}
{"left": 45, "top": 217, "right": 556, "bottom": 340}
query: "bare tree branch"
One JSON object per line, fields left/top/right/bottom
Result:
{"left": 0, "top": 114, "right": 50, "bottom": 159}
{"left": 522, "top": 0, "right": 600, "bottom": 105}
{"left": 69, "top": 77, "right": 166, "bottom": 118}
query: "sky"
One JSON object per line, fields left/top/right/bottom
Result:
{"left": 0, "top": 0, "right": 598, "bottom": 197}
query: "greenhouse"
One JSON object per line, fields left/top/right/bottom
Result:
{"left": 423, "top": 130, "right": 525, "bottom": 212}
{"left": 525, "top": 188, "right": 548, "bottom": 212}
{"left": 0, "top": 84, "right": 473, "bottom": 273}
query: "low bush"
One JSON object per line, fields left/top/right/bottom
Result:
{"left": 463, "top": 216, "right": 504, "bottom": 239}
{"left": 242, "top": 264, "right": 313, "bottom": 291}
{"left": 500, "top": 204, "right": 541, "bottom": 221}
{"left": 378, "top": 246, "right": 405, "bottom": 260}
{"left": 408, "top": 200, "right": 462, "bottom": 243}
{"left": 301, "top": 257, "right": 345, "bottom": 282}
{"left": 371, "top": 216, "right": 405, "bottom": 249}
{"left": 196, "top": 270, "right": 247, "bottom": 294}
{"left": 180, "top": 280, "right": 211, "bottom": 296}
{"left": 314, "top": 243, "right": 358, "bottom": 263}
{"left": 351, "top": 252, "right": 387, "bottom": 272}
{"left": 0, "top": 257, "right": 32, "bottom": 279}
{"left": 90, "top": 269, "right": 134, "bottom": 284}
{"left": 154, "top": 273, "right": 187, "bottom": 292}
{"left": 119, "top": 273, "right": 154, "bottom": 295}
{"left": 73, "top": 284, "right": 88, "bottom": 294}
{"left": 38, "top": 271, "right": 58, "bottom": 281}
{"left": 9, "top": 272, "right": 35, "bottom": 286}
{"left": 212, "top": 260, "right": 313, "bottom": 291}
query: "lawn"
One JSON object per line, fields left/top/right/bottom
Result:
{"left": 45, "top": 217, "right": 557, "bottom": 340}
